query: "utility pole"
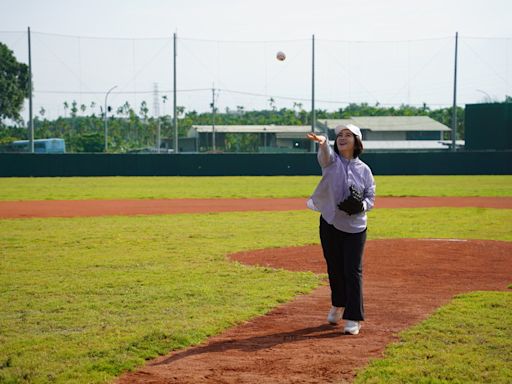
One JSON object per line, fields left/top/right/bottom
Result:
{"left": 27, "top": 27, "right": 34, "bottom": 153}
{"left": 451, "top": 31, "right": 458, "bottom": 152}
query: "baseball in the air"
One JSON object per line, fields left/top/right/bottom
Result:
{"left": 276, "top": 51, "right": 286, "bottom": 61}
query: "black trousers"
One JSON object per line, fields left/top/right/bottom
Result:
{"left": 319, "top": 216, "right": 366, "bottom": 321}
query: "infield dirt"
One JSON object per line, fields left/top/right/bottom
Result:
{"left": 1, "top": 196, "right": 511, "bottom": 218}
{"left": 116, "top": 239, "right": 512, "bottom": 384}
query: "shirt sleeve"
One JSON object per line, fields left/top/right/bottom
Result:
{"left": 317, "top": 140, "right": 336, "bottom": 168}
{"left": 363, "top": 169, "right": 376, "bottom": 212}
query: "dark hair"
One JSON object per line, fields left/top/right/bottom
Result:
{"left": 333, "top": 134, "right": 364, "bottom": 158}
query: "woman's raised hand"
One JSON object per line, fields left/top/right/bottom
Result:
{"left": 306, "top": 133, "right": 326, "bottom": 145}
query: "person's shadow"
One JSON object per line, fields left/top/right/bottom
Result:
{"left": 152, "top": 324, "right": 346, "bottom": 366}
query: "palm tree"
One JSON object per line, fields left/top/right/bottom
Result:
{"left": 90, "top": 102, "right": 96, "bottom": 117}
{"left": 268, "top": 97, "right": 276, "bottom": 111}
{"left": 70, "top": 100, "right": 78, "bottom": 118}
{"left": 139, "top": 100, "right": 149, "bottom": 120}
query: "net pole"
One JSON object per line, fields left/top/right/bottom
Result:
{"left": 451, "top": 31, "right": 459, "bottom": 151}
{"left": 27, "top": 27, "right": 34, "bottom": 153}
{"left": 311, "top": 34, "right": 316, "bottom": 152}
{"left": 173, "top": 32, "right": 178, "bottom": 153}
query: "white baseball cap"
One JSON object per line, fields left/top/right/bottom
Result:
{"left": 334, "top": 124, "right": 362, "bottom": 141}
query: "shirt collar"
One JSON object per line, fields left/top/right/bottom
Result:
{"left": 338, "top": 154, "right": 360, "bottom": 164}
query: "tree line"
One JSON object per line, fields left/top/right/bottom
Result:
{"left": 0, "top": 99, "right": 467, "bottom": 152}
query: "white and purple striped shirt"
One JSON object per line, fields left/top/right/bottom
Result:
{"left": 308, "top": 141, "right": 376, "bottom": 233}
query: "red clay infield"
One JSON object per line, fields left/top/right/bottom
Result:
{"left": 116, "top": 239, "right": 512, "bottom": 384}
{"left": 1, "top": 196, "right": 511, "bottom": 218}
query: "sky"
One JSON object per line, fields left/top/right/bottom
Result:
{"left": 2, "top": 0, "right": 511, "bottom": 41}
{"left": 1, "top": 0, "right": 512, "bottom": 120}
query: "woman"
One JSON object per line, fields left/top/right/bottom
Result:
{"left": 306, "top": 124, "right": 375, "bottom": 335}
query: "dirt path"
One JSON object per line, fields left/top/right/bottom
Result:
{"left": 1, "top": 196, "right": 511, "bottom": 219}
{"left": 116, "top": 239, "right": 512, "bottom": 384}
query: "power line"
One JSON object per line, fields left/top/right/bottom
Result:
{"left": 3, "top": 30, "right": 511, "bottom": 42}
{"left": 321, "top": 36, "right": 453, "bottom": 43}
{"left": 180, "top": 36, "right": 309, "bottom": 44}
{"left": 34, "top": 87, "right": 455, "bottom": 107}
{"left": 35, "top": 88, "right": 211, "bottom": 95}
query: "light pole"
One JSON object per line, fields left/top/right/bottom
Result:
{"left": 104, "top": 85, "right": 118, "bottom": 152}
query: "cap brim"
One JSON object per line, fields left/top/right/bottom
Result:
{"left": 334, "top": 124, "right": 361, "bottom": 139}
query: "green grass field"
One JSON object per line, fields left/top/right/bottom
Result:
{"left": 0, "top": 212, "right": 322, "bottom": 383}
{"left": 0, "top": 175, "right": 511, "bottom": 200}
{"left": 355, "top": 291, "right": 512, "bottom": 384}
{"left": 0, "top": 176, "right": 511, "bottom": 383}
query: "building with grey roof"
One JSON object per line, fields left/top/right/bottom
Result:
{"left": 188, "top": 125, "right": 321, "bottom": 152}
{"left": 186, "top": 116, "right": 460, "bottom": 152}
{"left": 319, "top": 116, "right": 461, "bottom": 151}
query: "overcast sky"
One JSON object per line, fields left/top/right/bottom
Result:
{"left": 1, "top": 0, "right": 512, "bottom": 119}
{"left": 2, "top": 0, "right": 512, "bottom": 41}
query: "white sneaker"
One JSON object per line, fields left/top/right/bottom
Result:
{"left": 327, "top": 306, "right": 343, "bottom": 324}
{"left": 344, "top": 320, "right": 361, "bottom": 335}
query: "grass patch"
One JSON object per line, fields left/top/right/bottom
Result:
{"left": 375, "top": 175, "right": 512, "bottom": 197}
{"left": 0, "top": 176, "right": 320, "bottom": 201}
{"left": 0, "top": 175, "right": 511, "bottom": 201}
{"left": 1, "top": 208, "right": 511, "bottom": 383}
{"left": 355, "top": 291, "right": 512, "bottom": 384}
{"left": 369, "top": 207, "right": 512, "bottom": 241}
{"left": 0, "top": 211, "right": 322, "bottom": 384}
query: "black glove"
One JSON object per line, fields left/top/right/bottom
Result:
{"left": 337, "top": 185, "right": 364, "bottom": 215}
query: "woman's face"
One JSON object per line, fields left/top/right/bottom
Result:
{"left": 336, "top": 129, "right": 355, "bottom": 154}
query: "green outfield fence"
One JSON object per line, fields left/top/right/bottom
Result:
{"left": 1, "top": 151, "right": 511, "bottom": 176}
{"left": 465, "top": 103, "right": 512, "bottom": 151}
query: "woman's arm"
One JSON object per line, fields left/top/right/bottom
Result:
{"left": 306, "top": 133, "right": 334, "bottom": 168}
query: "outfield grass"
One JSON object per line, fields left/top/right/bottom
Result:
{"left": 1, "top": 207, "right": 511, "bottom": 383}
{"left": 0, "top": 175, "right": 511, "bottom": 201}
{"left": 355, "top": 291, "right": 512, "bottom": 384}
{"left": 369, "top": 207, "right": 512, "bottom": 241}
{"left": 0, "top": 211, "right": 322, "bottom": 384}
{"left": 1, "top": 175, "right": 511, "bottom": 383}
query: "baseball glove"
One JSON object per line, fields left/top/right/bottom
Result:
{"left": 337, "top": 185, "right": 364, "bottom": 215}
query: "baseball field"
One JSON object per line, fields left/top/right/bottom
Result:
{"left": 0, "top": 175, "right": 511, "bottom": 383}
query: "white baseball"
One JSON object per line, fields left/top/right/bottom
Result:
{"left": 276, "top": 51, "right": 286, "bottom": 61}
